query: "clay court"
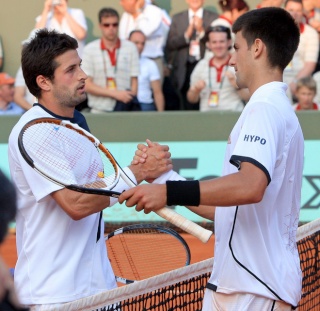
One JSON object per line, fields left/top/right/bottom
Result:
{"left": 0, "top": 232, "right": 215, "bottom": 270}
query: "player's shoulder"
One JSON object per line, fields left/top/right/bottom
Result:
{"left": 9, "top": 106, "right": 46, "bottom": 142}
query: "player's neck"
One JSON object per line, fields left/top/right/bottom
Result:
{"left": 248, "top": 70, "right": 283, "bottom": 96}
{"left": 39, "top": 97, "right": 75, "bottom": 119}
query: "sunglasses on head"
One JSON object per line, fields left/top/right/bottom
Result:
{"left": 102, "top": 23, "right": 119, "bottom": 28}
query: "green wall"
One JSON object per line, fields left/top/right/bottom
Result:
{"left": 1, "top": 111, "right": 320, "bottom": 223}
{"left": 1, "top": 111, "right": 319, "bottom": 143}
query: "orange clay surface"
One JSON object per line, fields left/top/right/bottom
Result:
{"left": 0, "top": 233, "right": 215, "bottom": 269}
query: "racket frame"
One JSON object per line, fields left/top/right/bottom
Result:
{"left": 18, "top": 117, "right": 213, "bottom": 243}
{"left": 105, "top": 223, "right": 191, "bottom": 284}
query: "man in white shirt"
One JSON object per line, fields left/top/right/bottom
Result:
{"left": 8, "top": 28, "right": 172, "bottom": 309}
{"left": 129, "top": 30, "right": 164, "bottom": 111}
{"left": 35, "top": 0, "right": 87, "bottom": 57}
{"left": 166, "top": 0, "right": 218, "bottom": 110}
{"left": 120, "top": 7, "right": 303, "bottom": 311}
{"left": 187, "top": 26, "right": 249, "bottom": 111}
{"left": 82, "top": 8, "right": 140, "bottom": 112}
{"left": 119, "top": 0, "right": 166, "bottom": 84}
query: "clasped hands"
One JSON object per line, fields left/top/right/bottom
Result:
{"left": 122, "top": 139, "right": 170, "bottom": 213}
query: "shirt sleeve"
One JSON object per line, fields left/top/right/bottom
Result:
{"left": 230, "top": 103, "right": 285, "bottom": 184}
{"left": 135, "top": 5, "right": 162, "bottom": 37}
{"left": 69, "top": 8, "right": 88, "bottom": 30}
{"left": 190, "top": 60, "right": 206, "bottom": 87}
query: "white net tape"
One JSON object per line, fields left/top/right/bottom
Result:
{"left": 43, "top": 218, "right": 320, "bottom": 311}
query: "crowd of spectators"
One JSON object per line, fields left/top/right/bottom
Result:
{"left": 1, "top": 0, "right": 320, "bottom": 114}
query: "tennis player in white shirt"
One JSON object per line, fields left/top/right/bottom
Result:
{"left": 120, "top": 7, "right": 303, "bottom": 310}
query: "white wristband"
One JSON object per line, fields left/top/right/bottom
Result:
{"left": 152, "top": 170, "right": 186, "bottom": 184}
{"left": 109, "top": 167, "right": 137, "bottom": 207}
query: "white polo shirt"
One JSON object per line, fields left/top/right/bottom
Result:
{"left": 190, "top": 58, "right": 244, "bottom": 112}
{"left": 8, "top": 105, "right": 117, "bottom": 305}
{"left": 82, "top": 39, "right": 139, "bottom": 112}
{"left": 35, "top": 8, "right": 87, "bottom": 57}
{"left": 208, "top": 82, "right": 303, "bottom": 306}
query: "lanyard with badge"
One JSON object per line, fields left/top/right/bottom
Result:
{"left": 208, "top": 58, "right": 228, "bottom": 107}
{"left": 101, "top": 48, "right": 119, "bottom": 90}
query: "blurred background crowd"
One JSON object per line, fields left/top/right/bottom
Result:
{"left": 0, "top": 0, "right": 320, "bottom": 115}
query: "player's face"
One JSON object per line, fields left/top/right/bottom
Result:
{"left": 50, "top": 49, "right": 87, "bottom": 108}
{"left": 186, "top": 0, "right": 204, "bottom": 11}
{"left": 100, "top": 16, "right": 119, "bottom": 42}
{"left": 295, "top": 86, "right": 316, "bottom": 110}
{"left": 130, "top": 32, "right": 146, "bottom": 55}
{"left": 229, "top": 31, "right": 252, "bottom": 89}
{"left": 207, "top": 32, "right": 231, "bottom": 59}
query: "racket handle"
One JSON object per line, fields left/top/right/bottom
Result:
{"left": 155, "top": 207, "right": 213, "bottom": 243}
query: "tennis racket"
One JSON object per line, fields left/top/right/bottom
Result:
{"left": 18, "top": 117, "right": 213, "bottom": 243}
{"left": 105, "top": 223, "right": 191, "bottom": 284}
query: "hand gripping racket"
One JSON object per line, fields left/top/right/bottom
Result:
{"left": 18, "top": 118, "right": 213, "bottom": 243}
{"left": 105, "top": 223, "right": 191, "bottom": 284}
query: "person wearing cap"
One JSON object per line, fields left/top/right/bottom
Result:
{"left": 0, "top": 73, "right": 25, "bottom": 115}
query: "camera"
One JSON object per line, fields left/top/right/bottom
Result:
{"left": 52, "top": 0, "right": 61, "bottom": 6}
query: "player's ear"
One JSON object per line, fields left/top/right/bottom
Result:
{"left": 252, "top": 39, "right": 264, "bottom": 58}
{"left": 36, "top": 75, "right": 51, "bottom": 92}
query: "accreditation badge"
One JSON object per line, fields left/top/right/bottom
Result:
{"left": 189, "top": 40, "right": 200, "bottom": 59}
{"left": 106, "top": 77, "right": 117, "bottom": 90}
{"left": 208, "top": 91, "right": 219, "bottom": 107}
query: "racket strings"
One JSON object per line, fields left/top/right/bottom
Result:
{"left": 21, "top": 122, "right": 118, "bottom": 189}
{"left": 106, "top": 228, "right": 190, "bottom": 283}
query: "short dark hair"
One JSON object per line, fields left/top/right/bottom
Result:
{"left": 232, "top": 7, "right": 300, "bottom": 71}
{"left": 0, "top": 170, "right": 17, "bottom": 244}
{"left": 98, "top": 8, "right": 119, "bottom": 23}
{"left": 21, "top": 29, "right": 78, "bottom": 99}
{"left": 205, "top": 25, "right": 232, "bottom": 42}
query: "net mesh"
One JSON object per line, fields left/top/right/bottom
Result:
{"left": 46, "top": 219, "right": 320, "bottom": 311}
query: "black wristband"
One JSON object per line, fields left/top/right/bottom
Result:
{"left": 166, "top": 180, "right": 200, "bottom": 206}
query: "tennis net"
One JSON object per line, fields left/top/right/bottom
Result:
{"left": 47, "top": 218, "right": 320, "bottom": 311}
